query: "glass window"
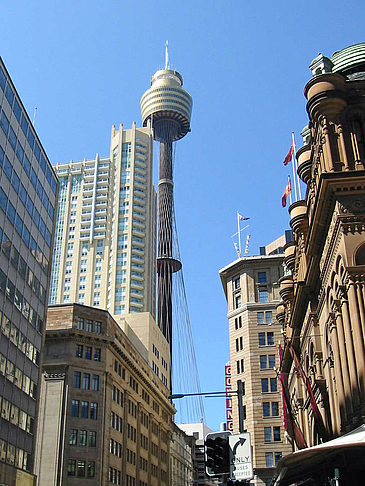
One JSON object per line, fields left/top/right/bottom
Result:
{"left": 265, "top": 452, "right": 274, "bottom": 468}
{"left": 258, "top": 272, "right": 267, "bottom": 283}
{"left": 21, "top": 113, "right": 29, "bottom": 135}
{"left": 270, "top": 377, "right": 277, "bottom": 392}
{"left": 267, "top": 332, "right": 274, "bottom": 346}
{"left": 23, "top": 154, "right": 31, "bottom": 175}
{"left": 92, "top": 375, "right": 99, "bottom": 391}
{"left": 73, "top": 371, "right": 81, "bottom": 388}
{"left": 268, "top": 355, "right": 276, "bottom": 368}
{"left": 16, "top": 141, "right": 24, "bottom": 163}
{"left": 27, "top": 128, "right": 35, "bottom": 149}
{"left": 90, "top": 402, "right": 97, "bottom": 420}
{"left": 94, "top": 348, "right": 101, "bottom": 361}
{"left": 77, "top": 460, "right": 86, "bottom": 477}
{"left": 15, "top": 214, "right": 23, "bottom": 236}
{"left": 76, "top": 345, "right": 83, "bottom": 358}
{"left": 263, "top": 402, "right": 270, "bottom": 417}
{"left": 94, "top": 322, "right": 101, "bottom": 334}
{"left": 5, "top": 84, "right": 14, "bottom": 106}
{"left": 8, "top": 126, "right": 16, "bottom": 150}
{"left": 19, "top": 184, "right": 27, "bottom": 205}
{"left": 71, "top": 399, "right": 79, "bottom": 417}
{"left": 4, "top": 156, "right": 12, "bottom": 180}
{"left": 69, "top": 429, "right": 77, "bottom": 445}
{"left": 6, "top": 201, "right": 15, "bottom": 224}
{"left": 257, "top": 312, "right": 265, "bottom": 324}
{"left": 87, "top": 461, "right": 95, "bottom": 478}
{"left": 0, "top": 187, "right": 7, "bottom": 212}
{"left": 0, "top": 111, "right": 9, "bottom": 135}
{"left": 79, "top": 430, "right": 87, "bottom": 446}
{"left": 261, "top": 378, "right": 269, "bottom": 393}
{"left": 82, "top": 373, "right": 90, "bottom": 390}
{"left": 275, "top": 452, "right": 282, "bottom": 464}
{"left": 86, "top": 320, "right": 93, "bottom": 332}
{"left": 259, "top": 333, "right": 266, "bottom": 346}
{"left": 76, "top": 317, "right": 84, "bottom": 330}
{"left": 259, "top": 288, "right": 268, "bottom": 303}
{"left": 85, "top": 347, "right": 92, "bottom": 360}
{"left": 264, "top": 427, "right": 272, "bottom": 442}
{"left": 81, "top": 401, "right": 88, "bottom": 418}
{"left": 273, "top": 426, "right": 281, "bottom": 441}
{"left": 260, "top": 355, "right": 267, "bottom": 369}
{"left": 13, "top": 98, "right": 21, "bottom": 122}
{"left": 89, "top": 431, "right": 96, "bottom": 447}
{"left": 266, "top": 311, "right": 273, "bottom": 323}
{"left": 0, "top": 66, "right": 5, "bottom": 90}
{"left": 235, "top": 295, "right": 241, "bottom": 309}
{"left": 233, "top": 277, "right": 240, "bottom": 290}
{"left": 272, "top": 402, "right": 279, "bottom": 416}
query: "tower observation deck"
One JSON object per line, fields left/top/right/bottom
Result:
{"left": 140, "top": 53, "right": 193, "bottom": 368}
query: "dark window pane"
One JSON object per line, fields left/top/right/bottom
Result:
{"left": 267, "top": 332, "right": 274, "bottom": 346}
{"left": 261, "top": 378, "right": 269, "bottom": 393}
{"left": 0, "top": 66, "right": 5, "bottom": 91}
{"left": 0, "top": 111, "right": 9, "bottom": 135}
{"left": 39, "top": 218, "right": 46, "bottom": 237}
{"left": 46, "top": 165, "right": 51, "bottom": 184}
{"left": 19, "top": 256, "right": 27, "bottom": 279}
{"left": 45, "top": 229, "right": 51, "bottom": 247}
{"left": 259, "top": 332, "right": 266, "bottom": 346}
{"left": 13, "top": 98, "right": 21, "bottom": 122}
{"left": 51, "top": 176, "right": 57, "bottom": 194}
{"left": 5, "top": 84, "right": 14, "bottom": 106}
{"left": 10, "top": 246, "right": 19, "bottom": 269}
{"left": 71, "top": 400, "right": 79, "bottom": 417}
{"left": 4, "top": 156, "right": 12, "bottom": 180}
{"left": 258, "top": 271, "right": 267, "bottom": 283}
{"left": 20, "top": 113, "right": 28, "bottom": 136}
{"left": 73, "top": 371, "right": 81, "bottom": 388}
{"left": 264, "top": 427, "right": 272, "bottom": 442}
{"left": 81, "top": 401, "right": 88, "bottom": 418}
{"left": 273, "top": 426, "right": 281, "bottom": 441}
{"left": 2, "top": 233, "right": 11, "bottom": 258}
{"left": 260, "top": 355, "right": 267, "bottom": 369}
{"left": 272, "top": 402, "right": 279, "bottom": 416}
{"left": 27, "top": 128, "right": 35, "bottom": 149}
{"left": 0, "top": 187, "right": 7, "bottom": 212}
{"left": 7, "top": 201, "right": 15, "bottom": 224}
{"left": 8, "top": 126, "right": 16, "bottom": 150}
{"left": 42, "top": 192, "right": 49, "bottom": 210}
{"left": 40, "top": 154, "right": 46, "bottom": 174}
{"left": 0, "top": 145, "right": 4, "bottom": 167}
{"left": 22, "top": 225, "right": 30, "bottom": 247}
{"left": 23, "top": 154, "right": 30, "bottom": 176}
{"left": 34, "top": 142, "right": 40, "bottom": 161}
{"left": 268, "top": 355, "right": 276, "bottom": 368}
{"left": 33, "top": 208, "right": 40, "bottom": 227}
{"left": 36, "top": 179, "right": 43, "bottom": 200}
{"left": 48, "top": 203, "right": 54, "bottom": 221}
{"left": 11, "top": 171, "right": 20, "bottom": 193}
{"left": 270, "top": 378, "right": 277, "bottom": 392}
{"left": 15, "top": 214, "right": 23, "bottom": 236}
{"left": 263, "top": 402, "right": 270, "bottom": 417}
{"left": 30, "top": 169, "right": 37, "bottom": 188}
{"left": 26, "top": 197, "right": 34, "bottom": 216}
{"left": 19, "top": 184, "right": 27, "bottom": 205}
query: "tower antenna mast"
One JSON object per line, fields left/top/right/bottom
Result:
{"left": 165, "top": 40, "right": 169, "bottom": 69}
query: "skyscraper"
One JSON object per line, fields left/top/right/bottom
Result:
{"left": 49, "top": 122, "right": 157, "bottom": 320}
{"left": 0, "top": 57, "right": 58, "bottom": 483}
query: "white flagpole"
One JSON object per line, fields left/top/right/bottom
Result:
{"left": 291, "top": 145, "right": 298, "bottom": 203}
{"left": 237, "top": 212, "right": 242, "bottom": 257}
{"left": 292, "top": 131, "right": 302, "bottom": 200}
{"left": 288, "top": 175, "right": 293, "bottom": 206}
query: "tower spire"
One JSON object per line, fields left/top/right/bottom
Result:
{"left": 165, "top": 40, "right": 169, "bottom": 70}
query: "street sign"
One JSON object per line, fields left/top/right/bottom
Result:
{"left": 229, "top": 433, "right": 253, "bottom": 481}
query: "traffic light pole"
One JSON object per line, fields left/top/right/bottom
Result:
{"left": 170, "top": 385, "right": 245, "bottom": 433}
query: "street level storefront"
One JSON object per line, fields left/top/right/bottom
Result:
{"left": 271, "top": 425, "right": 365, "bottom": 486}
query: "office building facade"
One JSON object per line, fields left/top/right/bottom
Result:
{"left": 0, "top": 58, "right": 58, "bottom": 483}
{"left": 49, "top": 122, "right": 157, "bottom": 320}
{"left": 220, "top": 237, "right": 292, "bottom": 486}
{"left": 35, "top": 304, "right": 174, "bottom": 486}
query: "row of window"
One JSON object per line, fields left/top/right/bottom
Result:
{"left": 0, "top": 396, "right": 34, "bottom": 433}
{"left": 110, "top": 438, "right": 122, "bottom": 457}
{"left": 0, "top": 351, "right": 37, "bottom": 398}
{"left": 69, "top": 428, "right": 96, "bottom": 447}
{"left": 71, "top": 399, "right": 98, "bottom": 419}
{"left": 0, "top": 65, "right": 57, "bottom": 194}
{"left": 76, "top": 316, "right": 102, "bottom": 334}
{"left": 0, "top": 143, "right": 54, "bottom": 226}
{"left": 127, "top": 424, "right": 137, "bottom": 442}
{"left": 75, "top": 344, "right": 101, "bottom": 361}
{"left": 0, "top": 266, "right": 44, "bottom": 333}
{"left": 67, "top": 459, "right": 95, "bottom": 478}
{"left": 1, "top": 311, "right": 39, "bottom": 364}
{"left": 111, "top": 411, "right": 123, "bottom": 432}
{"left": 234, "top": 288, "right": 269, "bottom": 309}
{"left": 0, "top": 438, "right": 31, "bottom": 472}
{"left": 1, "top": 226, "right": 47, "bottom": 302}
{"left": 73, "top": 372, "right": 99, "bottom": 391}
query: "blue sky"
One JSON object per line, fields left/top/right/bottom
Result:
{"left": 2, "top": 0, "right": 364, "bottom": 431}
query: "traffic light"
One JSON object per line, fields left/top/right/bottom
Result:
{"left": 204, "top": 431, "right": 231, "bottom": 476}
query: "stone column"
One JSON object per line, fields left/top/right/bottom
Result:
{"left": 338, "top": 288, "right": 360, "bottom": 409}
{"left": 329, "top": 314, "right": 347, "bottom": 428}
{"left": 347, "top": 278, "right": 365, "bottom": 400}
{"left": 334, "top": 301, "right": 353, "bottom": 416}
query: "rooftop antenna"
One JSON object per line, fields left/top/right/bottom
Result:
{"left": 165, "top": 40, "right": 169, "bottom": 70}
{"left": 32, "top": 106, "right": 37, "bottom": 127}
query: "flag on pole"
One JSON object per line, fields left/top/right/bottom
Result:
{"left": 237, "top": 212, "right": 249, "bottom": 221}
{"left": 283, "top": 144, "right": 294, "bottom": 166}
{"left": 282, "top": 178, "right": 291, "bottom": 207}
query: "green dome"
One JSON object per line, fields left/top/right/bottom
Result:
{"left": 331, "top": 43, "right": 365, "bottom": 74}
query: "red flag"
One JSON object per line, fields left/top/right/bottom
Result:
{"left": 282, "top": 178, "right": 291, "bottom": 207}
{"left": 289, "top": 346, "right": 328, "bottom": 442}
{"left": 283, "top": 144, "right": 294, "bottom": 165}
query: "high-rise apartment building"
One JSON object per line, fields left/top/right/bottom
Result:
{"left": 49, "top": 122, "right": 156, "bottom": 320}
{"left": 0, "top": 58, "right": 58, "bottom": 484}
{"left": 219, "top": 235, "right": 292, "bottom": 486}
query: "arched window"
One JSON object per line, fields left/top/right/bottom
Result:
{"left": 355, "top": 243, "right": 365, "bottom": 265}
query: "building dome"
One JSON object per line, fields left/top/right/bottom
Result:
{"left": 331, "top": 43, "right": 365, "bottom": 75}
